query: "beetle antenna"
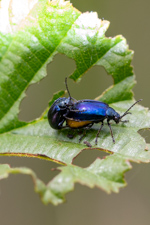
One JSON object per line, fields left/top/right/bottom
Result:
{"left": 65, "top": 77, "right": 72, "bottom": 99}
{"left": 120, "top": 99, "right": 142, "bottom": 119}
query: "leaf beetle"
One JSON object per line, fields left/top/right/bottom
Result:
{"left": 48, "top": 98, "right": 75, "bottom": 130}
{"left": 48, "top": 78, "right": 142, "bottom": 145}
{"left": 48, "top": 78, "right": 80, "bottom": 130}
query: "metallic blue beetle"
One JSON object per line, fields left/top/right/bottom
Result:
{"left": 48, "top": 96, "right": 77, "bottom": 129}
{"left": 48, "top": 78, "right": 141, "bottom": 144}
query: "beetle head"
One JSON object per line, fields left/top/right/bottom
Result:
{"left": 113, "top": 113, "right": 121, "bottom": 124}
{"left": 106, "top": 107, "right": 120, "bottom": 123}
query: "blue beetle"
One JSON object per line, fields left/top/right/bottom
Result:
{"left": 48, "top": 97, "right": 72, "bottom": 129}
{"left": 65, "top": 99, "right": 142, "bottom": 144}
{"left": 48, "top": 78, "right": 79, "bottom": 130}
{"left": 48, "top": 97, "right": 78, "bottom": 129}
{"left": 48, "top": 78, "right": 142, "bottom": 144}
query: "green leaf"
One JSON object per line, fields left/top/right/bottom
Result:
{"left": 1, "top": 100, "right": 149, "bottom": 163}
{"left": 0, "top": 0, "right": 150, "bottom": 205}
{"left": 0, "top": 156, "right": 131, "bottom": 205}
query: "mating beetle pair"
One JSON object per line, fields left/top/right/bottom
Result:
{"left": 48, "top": 78, "right": 141, "bottom": 145}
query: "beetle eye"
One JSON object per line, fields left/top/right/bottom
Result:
{"left": 114, "top": 116, "right": 119, "bottom": 123}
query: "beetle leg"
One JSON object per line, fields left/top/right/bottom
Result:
{"left": 79, "top": 123, "right": 93, "bottom": 143}
{"left": 95, "top": 122, "right": 104, "bottom": 145}
{"left": 120, "top": 120, "right": 129, "bottom": 123}
{"left": 58, "top": 119, "right": 69, "bottom": 128}
{"left": 83, "top": 141, "right": 92, "bottom": 148}
{"left": 120, "top": 112, "right": 131, "bottom": 123}
{"left": 67, "top": 129, "right": 75, "bottom": 139}
{"left": 107, "top": 120, "right": 115, "bottom": 144}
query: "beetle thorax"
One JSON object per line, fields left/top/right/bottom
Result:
{"left": 106, "top": 107, "right": 120, "bottom": 123}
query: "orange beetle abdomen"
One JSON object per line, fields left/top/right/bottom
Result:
{"left": 66, "top": 119, "right": 91, "bottom": 128}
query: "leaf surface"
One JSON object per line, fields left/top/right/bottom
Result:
{"left": 0, "top": 0, "right": 149, "bottom": 205}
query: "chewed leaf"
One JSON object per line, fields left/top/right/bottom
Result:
{"left": 0, "top": 0, "right": 80, "bottom": 133}
{"left": 0, "top": 100, "right": 149, "bottom": 164}
{"left": 0, "top": 0, "right": 134, "bottom": 132}
{"left": 0, "top": 155, "right": 131, "bottom": 205}
{"left": 0, "top": 0, "right": 150, "bottom": 205}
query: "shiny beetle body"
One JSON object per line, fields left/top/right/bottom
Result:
{"left": 65, "top": 99, "right": 129, "bottom": 144}
{"left": 48, "top": 97, "right": 76, "bottom": 129}
{"left": 48, "top": 78, "right": 142, "bottom": 144}
{"left": 66, "top": 100, "right": 119, "bottom": 124}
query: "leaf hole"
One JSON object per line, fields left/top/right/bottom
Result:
{"left": 69, "top": 65, "right": 112, "bottom": 100}
{"left": 19, "top": 54, "right": 112, "bottom": 122}
{"left": 138, "top": 129, "right": 150, "bottom": 144}
{"left": 73, "top": 148, "right": 110, "bottom": 168}
{"left": 19, "top": 54, "right": 76, "bottom": 121}
{"left": 0, "top": 156, "right": 59, "bottom": 183}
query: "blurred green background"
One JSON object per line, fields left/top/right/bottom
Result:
{"left": 1, "top": 0, "right": 150, "bottom": 224}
